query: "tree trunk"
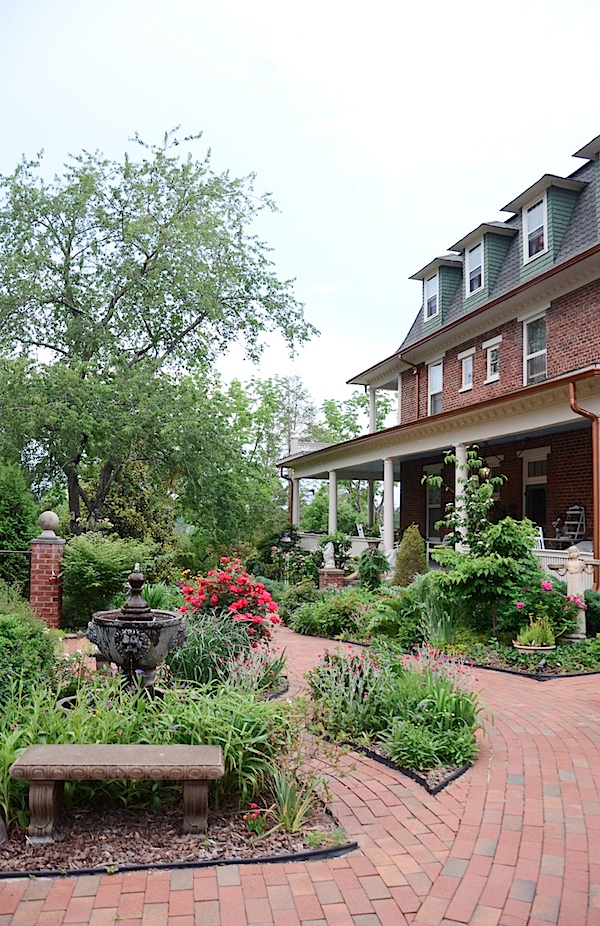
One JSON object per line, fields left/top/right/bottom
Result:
{"left": 66, "top": 467, "right": 82, "bottom": 536}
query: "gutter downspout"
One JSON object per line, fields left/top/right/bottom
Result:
{"left": 278, "top": 467, "right": 294, "bottom": 525}
{"left": 569, "top": 381, "right": 599, "bottom": 591}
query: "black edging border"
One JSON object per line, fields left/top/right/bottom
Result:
{"left": 345, "top": 742, "right": 472, "bottom": 795}
{"left": 472, "top": 663, "right": 600, "bottom": 682}
{"left": 306, "top": 634, "right": 600, "bottom": 683}
{"left": 0, "top": 841, "right": 359, "bottom": 881}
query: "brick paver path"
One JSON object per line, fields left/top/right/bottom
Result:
{"left": 2, "top": 625, "right": 600, "bottom": 924}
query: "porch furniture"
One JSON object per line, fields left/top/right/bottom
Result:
{"left": 9, "top": 743, "right": 224, "bottom": 845}
{"left": 563, "top": 506, "right": 586, "bottom": 542}
{"left": 534, "top": 527, "right": 546, "bottom": 550}
{"left": 356, "top": 523, "right": 365, "bottom": 538}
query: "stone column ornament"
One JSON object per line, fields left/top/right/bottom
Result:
{"left": 29, "top": 511, "right": 65, "bottom": 629}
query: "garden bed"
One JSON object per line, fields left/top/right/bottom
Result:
{"left": 460, "top": 638, "right": 600, "bottom": 678}
{"left": 0, "top": 794, "right": 352, "bottom": 876}
{"left": 347, "top": 741, "right": 472, "bottom": 794}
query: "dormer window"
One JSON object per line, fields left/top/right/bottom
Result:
{"left": 466, "top": 241, "right": 483, "bottom": 295}
{"left": 524, "top": 195, "right": 547, "bottom": 262}
{"left": 425, "top": 274, "right": 439, "bottom": 319}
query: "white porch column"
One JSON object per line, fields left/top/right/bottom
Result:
{"left": 367, "top": 481, "right": 375, "bottom": 527}
{"left": 455, "top": 443, "right": 468, "bottom": 549}
{"left": 369, "top": 387, "right": 377, "bottom": 433}
{"left": 291, "top": 478, "right": 300, "bottom": 526}
{"left": 328, "top": 470, "right": 338, "bottom": 534}
{"left": 383, "top": 457, "right": 395, "bottom": 551}
{"left": 397, "top": 374, "right": 402, "bottom": 425}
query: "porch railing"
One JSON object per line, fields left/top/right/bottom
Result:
{"left": 533, "top": 548, "right": 596, "bottom": 590}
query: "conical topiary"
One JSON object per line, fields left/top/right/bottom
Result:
{"left": 392, "top": 524, "right": 427, "bottom": 587}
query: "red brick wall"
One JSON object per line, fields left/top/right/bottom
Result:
{"left": 398, "top": 277, "right": 600, "bottom": 423}
{"left": 398, "top": 427, "right": 594, "bottom": 540}
{"left": 547, "top": 279, "right": 600, "bottom": 377}
{"left": 399, "top": 459, "right": 428, "bottom": 534}
{"left": 29, "top": 538, "right": 65, "bottom": 629}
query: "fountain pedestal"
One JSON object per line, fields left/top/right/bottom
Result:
{"left": 87, "top": 566, "right": 187, "bottom": 689}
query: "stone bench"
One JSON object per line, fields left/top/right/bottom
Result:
{"left": 9, "top": 743, "right": 225, "bottom": 845}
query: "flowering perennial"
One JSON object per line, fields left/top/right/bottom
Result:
{"left": 510, "top": 579, "right": 582, "bottom": 640}
{"left": 181, "top": 557, "right": 280, "bottom": 642}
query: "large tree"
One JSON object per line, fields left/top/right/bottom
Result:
{"left": 0, "top": 131, "right": 316, "bottom": 530}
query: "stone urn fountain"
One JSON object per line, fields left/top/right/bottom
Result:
{"left": 87, "top": 565, "right": 187, "bottom": 690}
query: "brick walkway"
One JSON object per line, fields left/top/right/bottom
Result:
{"left": 2, "top": 626, "right": 600, "bottom": 924}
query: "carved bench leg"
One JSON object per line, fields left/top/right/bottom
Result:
{"left": 182, "top": 781, "right": 208, "bottom": 834}
{"left": 28, "top": 780, "right": 63, "bottom": 846}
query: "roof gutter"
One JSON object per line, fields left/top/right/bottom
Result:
{"left": 568, "top": 379, "right": 599, "bottom": 591}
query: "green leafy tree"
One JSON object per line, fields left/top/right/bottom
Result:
{"left": 0, "top": 131, "right": 316, "bottom": 533}
{"left": 304, "top": 390, "right": 397, "bottom": 526}
{"left": 0, "top": 463, "right": 38, "bottom": 589}
{"left": 299, "top": 485, "right": 361, "bottom": 535}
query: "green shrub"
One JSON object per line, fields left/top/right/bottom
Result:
{"left": 142, "top": 582, "right": 183, "bottom": 611}
{"left": 290, "top": 587, "right": 373, "bottom": 638}
{"left": 357, "top": 548, "right": 389, "bottom": 591}
{"left": 392, "top": 524, "right": 427, "bottom": 587}
{"left": 366, "top": 572, "right": 440, "bottom": 649}
{"left": 61, "top": 533, "right": 155, "bottom": 628}
{"left": 0, "top": 463, "right": 38, "bottom": 592}
{"left": 276, "top": 579, "right": 322, "bottom": 625}
{"left": 0, "top": 587, "right": 57, "bottom": 705}
{"left": 585, "top": 589, "right": 600, "bottom": 636}
{"left": 502, "top": 579, "right": 580, "bottom": 640}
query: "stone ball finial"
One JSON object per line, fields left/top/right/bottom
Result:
{"left": 38, "top": 511, "right": 59, "bottom": 537}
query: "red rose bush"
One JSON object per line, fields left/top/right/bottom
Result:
{"left": 181, "top": 557, "right": 281, "bottom": 643}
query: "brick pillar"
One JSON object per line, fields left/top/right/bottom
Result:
{"left": 29, "top": 511, "right": 65, "bottom": 629}
{"left": 318, "top": 568, "right": 345, "bottom": 590}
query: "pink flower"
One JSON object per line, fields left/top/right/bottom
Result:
{"left": 541, "top": 581, "right": 553, "bottom": 591}
{"left": 210, "top": 594, "right": 219, "bottom": 605}
{"left": 516, "top": 602, "right": 525, "bottom": 609}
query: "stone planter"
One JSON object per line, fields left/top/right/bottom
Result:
{"left": 512, "top": 643, "right": 556, "bottom": 654}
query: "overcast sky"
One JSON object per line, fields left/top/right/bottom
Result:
{"left": 2, "top": 0, "right": 600, "bottom": 407}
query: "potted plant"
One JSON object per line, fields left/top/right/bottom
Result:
{"left": 513, "top": 613, "right": 556, "bottom": 652}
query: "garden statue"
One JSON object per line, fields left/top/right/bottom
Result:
{"left": 323, "top": 541, "right": 336, "bottom": 569}
{"left": 386, "top": 547, "right": 396, "bottom": 571}
{"left": 549, "top": 545, "right": 599, "bottom": 639}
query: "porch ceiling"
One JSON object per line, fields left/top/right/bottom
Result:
{"left": 281, "top": 369, "right": 600, "bottom": 481}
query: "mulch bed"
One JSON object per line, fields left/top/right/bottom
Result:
{"left": 0, "top": 795, "right": 346, "bottom": 875}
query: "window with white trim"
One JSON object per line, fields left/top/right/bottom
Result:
{"left": 428, "top": 361, "right": 443, "bottom": 415}
{"left": 425, "top": 274, "right": 438, "bottom": 319}
{"left": 458, "top": 347, "right": 475, "bottom": 391}
{"left": 487, "top": 345, "right": 500, "bottom": 381}
{"left": 524, "top": 195, "right": 547, "bottom": 262}
{"left": 466, "top": 241, "right": 483, "bottom": 295}
{"left": 462, "top": 355, "right": 473, "bottom": 390}
{"left": 524, "top": 315, "right": 547, "bottom": 384}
